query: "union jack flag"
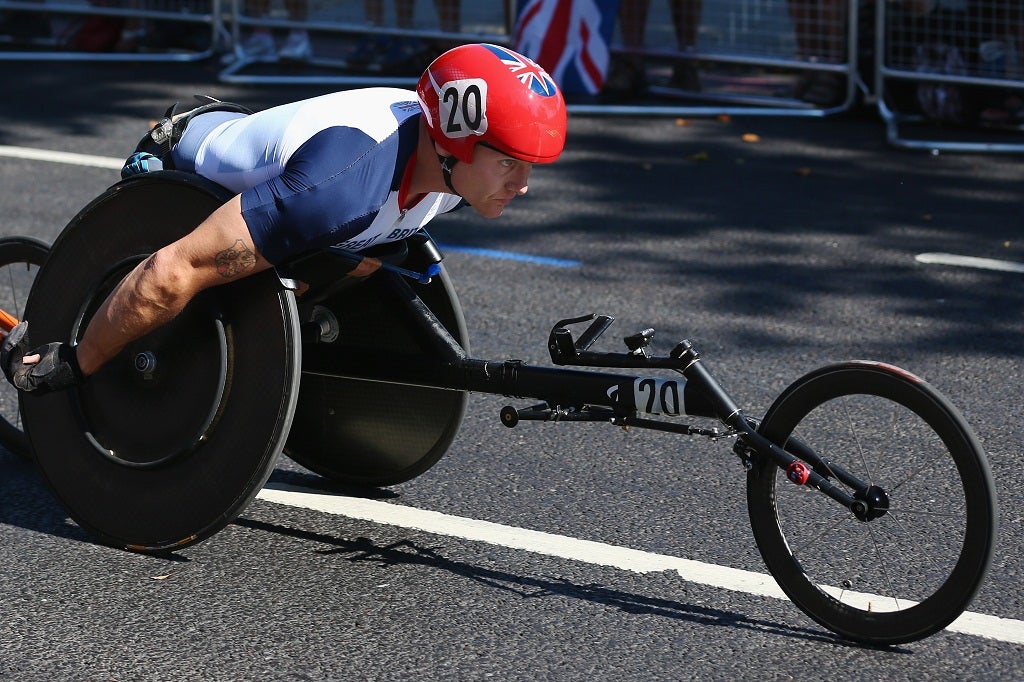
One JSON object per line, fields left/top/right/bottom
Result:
{"left": 513, "top": 0, "right": 620, "bottom": 95}
{"left": 481, "top": 44, "right": 559, "bottom": 98}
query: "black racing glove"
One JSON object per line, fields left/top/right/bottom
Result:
{"left": 1, "top": 322, "right": 84, "bottom": 394}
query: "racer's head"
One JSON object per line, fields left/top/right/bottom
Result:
{"left": 417, "top": 43, "right": 567, "bottom": 215}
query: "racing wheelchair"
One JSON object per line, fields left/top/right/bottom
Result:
{"left": 0, "top": 171, "right": 998, "bottom": 646}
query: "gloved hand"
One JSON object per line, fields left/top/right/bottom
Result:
{"left": 1, "top": 322, "right": 83, "bottom": 394}
{"left": 121, "top": 151, "right": 163, "bottom": 179}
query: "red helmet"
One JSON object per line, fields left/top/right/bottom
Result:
{"left": 417, "top": 43, "right": 567, "bottom": 165}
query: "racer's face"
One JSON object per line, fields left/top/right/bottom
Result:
{"left": 455, "top": 144, "right": 532, "bottom": 218}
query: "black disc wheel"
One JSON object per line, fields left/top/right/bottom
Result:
{"left": 22, "top": 172, "right": 301, "bottom": 553}
{"left": 284, "top": 257, "right": 468, "bottom": 488}
{"left": 747, "top": 361, "right": 997, "bottom": 645}
{"left": 0, "top": 236, "right": 49, "bottom": 458}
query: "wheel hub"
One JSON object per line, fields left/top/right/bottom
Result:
{"left": 852, "top": 484, "right": 890, "bottom": 522}
{"left": 133, "top": 350, "right": 157, "bottom": 379}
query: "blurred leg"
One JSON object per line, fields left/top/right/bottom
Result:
{"left": 434, "top": 0, "right": 461, "bottom": 33}
{"left": 668, "top": 0, "right": 702, "bottom": 89}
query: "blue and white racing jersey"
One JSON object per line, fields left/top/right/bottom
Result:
{"left": 171, "top": 88, "right": 464, "bottom": 264}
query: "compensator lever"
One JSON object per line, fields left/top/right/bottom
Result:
{"left": 575, "top": 314, "right": 615, "bottom": 351}
{"left": 548, "top": 313, "right": 615, "bottom": 363}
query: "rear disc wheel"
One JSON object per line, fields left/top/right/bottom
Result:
{"left": 22, "top": 172, "right": 302, "bottom": 553}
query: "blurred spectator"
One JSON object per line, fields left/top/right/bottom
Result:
{"left": 1, "top": 0, "right": 211, "bottom": 53}
{"left": 605, "top": 0, "right": 703, "bottom": 98}
{"left": 0, "top": 1, "right": 50, "bottom": 44}
{"left": 348, "top": 0, "right": 461, "bottom": 73}
{"left": 787, "top": 0, "right": 848, "bottom": 105}
{"left": 433, "top": 0, "right": 461, "bottom": 36}
{"left": 885, "top": 0, "right": 1023, "bottom": 126}
{"left": 970, "top": 1, "right": 1024, "bottom": 126}
{"left": 239, "top": 0, "right": 312, "bottom": 61}
{"left": 115, "top": 1, "right": 211, "bottom": 53}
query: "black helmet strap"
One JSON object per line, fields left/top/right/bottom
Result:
{"left": 437, "top": 153, "right": 461, "bottom": 196}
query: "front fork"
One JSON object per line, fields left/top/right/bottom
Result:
{"left": 672, "top": 342, "right": 879, "bottom": 518}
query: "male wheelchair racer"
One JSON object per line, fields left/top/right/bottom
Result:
{"left": 0, "top": 170, "right": 999, "bottom": 646}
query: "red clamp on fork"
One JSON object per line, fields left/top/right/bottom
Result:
{"left": 786, "top": 461, "right": 811, "bottom": 485}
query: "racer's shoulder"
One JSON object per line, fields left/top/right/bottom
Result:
{"left": 287, "top": 88, "right": 420, "bottom": 142}
{"left": 297, "top": 88, "right": 420, "bottom": 114}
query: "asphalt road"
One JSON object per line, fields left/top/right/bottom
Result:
{"left": 1, "top": 59, "right": 1022, "bottom": 681}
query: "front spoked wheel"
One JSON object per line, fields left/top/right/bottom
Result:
{"left": 747, "top": 361, "right": 997, "bottom": 645}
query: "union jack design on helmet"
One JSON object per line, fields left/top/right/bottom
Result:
{"left": 480, "top": 44, "right": 559, "bottom": 98}
{"left": 417, "top": 43, "right": 567, "bottom": 165}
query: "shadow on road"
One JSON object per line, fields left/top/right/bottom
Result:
{"left": 232, "top": 512, "right": 908, "bottom": 654}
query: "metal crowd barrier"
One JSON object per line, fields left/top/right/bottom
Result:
{"left": 876, "top": 0, "right": 1024, "bottom": 152}
{"left": 0, "top": 0, "right": 222, "bottom": 61}
{"left": 5, "top": 1, "right": 1020, "bottom": 150}
{"left": 216, "top": 0, "right": 859, "bottom": 118}
{"left": 577, "top": 0, "right": 860, "bottom": 117}
{"left": 218, "top": 0, "right": 511, "bottom": 85}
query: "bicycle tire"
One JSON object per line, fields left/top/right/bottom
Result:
{"left": 747, "top": 361, "right": 997, "bottom": 645}
{"left": 0, "top": 236, "right": 50, "bottom": 459}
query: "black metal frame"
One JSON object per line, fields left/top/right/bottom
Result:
{"left": 300, "top": 255, "right": 881, "bottom": 521}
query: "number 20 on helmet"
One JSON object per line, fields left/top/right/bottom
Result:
{"left": 417, "top": 43, "right": 568, "bottom": 165}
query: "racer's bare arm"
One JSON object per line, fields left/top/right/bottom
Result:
{"left": 73, "top": 195, "right": 272, "bottom": 376}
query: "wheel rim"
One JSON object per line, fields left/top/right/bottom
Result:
{"left": 749, "top": 364, "right": 996, "bottom": 644}
{"left": 772, "top": 395, "right": 968, "bottom": 609}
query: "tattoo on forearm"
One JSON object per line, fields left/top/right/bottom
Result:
{"left": 214, "top": 240, "right": 257, "bottom": 278}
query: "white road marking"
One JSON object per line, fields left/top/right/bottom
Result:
{"left": 0, "top": 144, "right": 123, "bottom": 170}
{"left": 916, "top": 252, "right": 1024, "bottom": 274}
{"left": 257, "top": 483, "right": 1024, "bottom": 645}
